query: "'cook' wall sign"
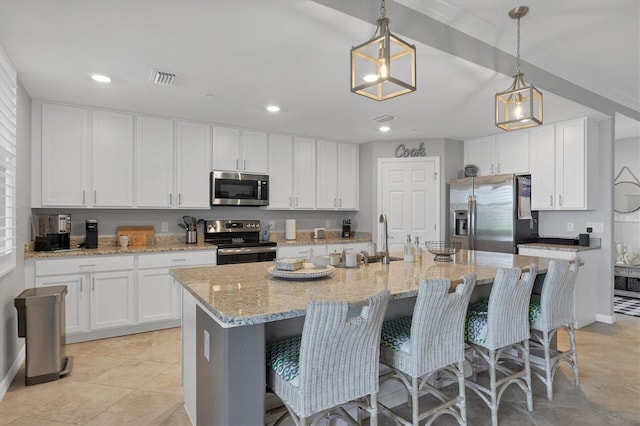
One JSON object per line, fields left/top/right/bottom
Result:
{"left": 395, "top": 142, "right": 427, "bottom": 158}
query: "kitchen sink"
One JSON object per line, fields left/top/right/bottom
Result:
{"left": 365, "top": 255, "right": 403, "bottom": 264}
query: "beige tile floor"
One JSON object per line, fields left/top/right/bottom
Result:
{"left": 0, "top": 314, "right": 638, "bottom": 425}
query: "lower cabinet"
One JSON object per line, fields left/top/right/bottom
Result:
{"left": 31, "top": 250, "right": 215, "bottom": 342}
{"left": 277, "top": 242, "right": 371, "bottom": 259}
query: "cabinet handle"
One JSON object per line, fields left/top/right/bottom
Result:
{"left": 169, "top": 193, "right": 173, "bottom": 205}
{"left": 339, "top": 198, "right": 342, "bottom": 208}
{"left": 550, "top": 195, "right": 553, "bottom": 206}
{"left": 243, "top": 159, "right": 246, "bottom": 170}
{"left": 94, "top": 190, "right": 97, "bottom": 204}
{"left": 334, "top": 198, "right": 337, "bottom": 207}
{"left": 236, "top": 159, "right": 239, "bottom": 170}
{"left": 490, "top": 164, "right": 494, "bottom": 174}
{"left": 296, "top": 197, "right": 299, "bottom": 207}
{"left": 559, "top": 195, "right": 563, "bottom": 207}
{"left": 497, "top": 164, "right": 501, "bottom": 174}
{"left": 289, "top": 196, "right": 292, "bottom": 207}
{"left": 178, "top": 193, "right": 182, "bottom": 205}
{"left": 80, "top": 281, "right": 83, "bottom": 292}
{"left": 82, "top": 190, "right": 85, "bottom": 204}
{"left": 92, "top": 277, "right": 95, "bottom": 291}
{"left": 172, "top": 258, "right": 187, "bottom": 262}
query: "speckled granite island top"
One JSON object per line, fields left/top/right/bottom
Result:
{"left": 518, "top": 242, "right": 601, "bottom": 252}
{"left": 170, "top": 249, "right": 550, "bottom": 327}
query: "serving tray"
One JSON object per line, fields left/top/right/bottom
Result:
{"left": 267, "top": 263, "right": 335, "bottom": 280}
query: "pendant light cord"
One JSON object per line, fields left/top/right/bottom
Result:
{"left": 515, "top": 14, "right": 521, "bottom": 74}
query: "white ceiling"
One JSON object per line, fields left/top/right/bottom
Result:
{"left": 0, "top": 0, "right": 638, "bottom": 143}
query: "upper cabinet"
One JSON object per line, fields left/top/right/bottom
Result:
{"left": 136, "top": 116, "right": 174, "bottom": 208}
{"left": 212, "top": 127, "right": 268, "bottom": 174}
{"left": 268, "top": 135, "right": 316, "bottom": 209}
{"left": 39, "top": 104, "right": 134, "bottom": 208}
{"left": 530, "top": 118, "right": 596, "bottom": 210}
{"left": 316, "top": 140, "right": 359, "bottom": 210}
{"left": 464, "top": 131, "right": 530, "bottom": 176}
{"left": 175, "top": 121, "right": 212, "bottom": 208}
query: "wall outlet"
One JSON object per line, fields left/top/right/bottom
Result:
{"left": 203, "top": 330, "right": 210, "bottom": 362}
{"left": 161, "top": 221, "right": 169, "bottom": 232}
{"left": 586, "top": 222, "right": 604, "bottom": 233}
{"left": 325, "top": 220, "right": 331, "bottom": 229}
{"left": 567, "top": 222, "right": 574, "bottom": 232}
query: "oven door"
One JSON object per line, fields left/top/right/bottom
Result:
{"left": 210, "top": 171, "right": 269, "bottom": 206}
{"left": 217, "top": 246, "right": 277, "bottom": 265}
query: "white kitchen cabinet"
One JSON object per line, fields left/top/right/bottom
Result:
{"left": 327, "top": 242, "right": 371, "bottom": 256}
{"left": 92, "top": 110, "right": 134, "bottom": 206}
{"left": 268, "top": 134, "right": 316, "bottom": 209}
{"left": 39, "top": 104, "right": 134, "bottom": 207}
{"left": 136, "top": 116, "right": 174, "bottom": 207}
{"left": 136, "top": 251, "right": 215, "bottom": 324}
{"left": 176, "top": 121, "right": 211, "bottom": 208}
{"left": 277, "top": 245, "right": 327, "bottom": 258}
{"left": 40, "top": 104, "right": 89, "bottom": 206}
{"left": 35, "top": 274, "right": 87, "bottom": 335}
{"left": 530, "top": 118, "right": 596, "bottom": 210}
{"left": 212, "top": 126, "right": 268, "bottom": 174}
{"left": 464, "top": 132, "right": 529, "bottom": 176}
{"left": 90, "top": 270, "right": 135, "bottom": 330}
{"left": 316, "top": 140, "right": 359, "bottom": 210}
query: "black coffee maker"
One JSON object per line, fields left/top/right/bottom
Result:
{"left": 78, "top": 220, "right": 98, "bottom": 249}
{"left": 34, "top": 214, "right": 71, "bottom": 251}
{"left": 341, "top": 219, "right": 352, "bottom": 238}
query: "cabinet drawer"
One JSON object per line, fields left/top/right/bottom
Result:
{"left": 615, "top": 266, "right": 629, "bottom": 276}
{"left": 137, "top": 251, "right": 215, "bottom": 269}
{"left": 36, "top": 256, "right": 134, "bottom": 276}
{"left": 628, "top": 268, "right": 640, "bottom": 278}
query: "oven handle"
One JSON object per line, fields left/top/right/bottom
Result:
{"left": 217, "top": 246, "right": 277, "bottom": 255}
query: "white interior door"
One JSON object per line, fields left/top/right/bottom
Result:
{"left": 378, "top": 158, "right": 440, "bottom": 253}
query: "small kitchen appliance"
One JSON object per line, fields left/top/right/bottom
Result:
{"left": 313, "top": 227, "right": 325, "bottom": 239}
{"left": 210, "top": 171, "right": 269, "bottom": 206}
{"left": 204, "top": 219, "right": 277, "bottom": 265}
{"left": 341, "top": 219, "right": 351, "bottom": 238}
{"left": 79, "top": 220, "right": 98, "bottom": 249}
{"left": 34, "top": 214, "right": 71, "bottom": 252}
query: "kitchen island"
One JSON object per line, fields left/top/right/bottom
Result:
{"left": 171, "top": 249, "right": 550, "bottom": 425}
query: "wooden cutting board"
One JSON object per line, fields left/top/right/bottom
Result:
{"left": 116, "top": 226, "right": 155, "bottom": 246}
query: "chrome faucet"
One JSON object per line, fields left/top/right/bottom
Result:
{"left": 377, "top": 213, "right": 390, "bottom": 264}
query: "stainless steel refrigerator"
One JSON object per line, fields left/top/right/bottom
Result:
{"left": 449, "top": 174, "right": 538, "bottom": 254}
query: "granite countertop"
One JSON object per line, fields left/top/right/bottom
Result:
{"left": 170, "top": 249, "right": 550, "bottom": 327}
{"left": 518, "top": 242, "right": 601, "bottom": 252}
{"left": 270, "top": 231, "right": 372, "bottom": 247}
{"left": 24, "top": 235, "right": 216, "bottom": 259}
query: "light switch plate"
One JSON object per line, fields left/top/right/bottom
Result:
{"left": 161, "top": 221, "right": 169, "bottom": 232}
{"left": 567, "top": 222, "right": 574, "bottom": 232}
{"left": 203, "top": 330, "right": 210, "bottom": 362}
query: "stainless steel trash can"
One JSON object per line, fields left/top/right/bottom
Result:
{"left": 14, "top": 285, "right": 73, "bottom": 385}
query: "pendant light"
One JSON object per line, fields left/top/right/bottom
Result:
{"left": 495, "top": 6, "right": 542, "bottom": 131}
{"left": 350, "top": 0, "right": 416, "bottom": 101}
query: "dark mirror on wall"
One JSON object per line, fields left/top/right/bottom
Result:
{"left": 614, "top": 181, "right": 640, "bottom": 213}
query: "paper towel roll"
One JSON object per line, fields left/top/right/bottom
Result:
{"left": 285, "top": 219, "right": 296, "bottom": 240}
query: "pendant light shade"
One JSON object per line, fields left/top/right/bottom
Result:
{"left": 350, "top": 0, "right": 416, "bottom": 101}
{"left": 495, "top": 6, "right": 542, "bottom": 131}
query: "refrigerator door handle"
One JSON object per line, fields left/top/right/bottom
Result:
{"left": 468, "top": 195, "right": 476, "bottom": 250}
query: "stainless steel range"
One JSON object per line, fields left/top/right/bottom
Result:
{"left": 204, "top": 220, "right": 277, "bottom": 265}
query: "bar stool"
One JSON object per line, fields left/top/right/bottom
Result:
{"left": 377, "top": 274, "right": 477, "bottom": 425}
{"left": 528, "top": 258, "right": 580, "bottom": 400}
{"left": 464, "top": 265, "right": 537, "bottom": 426}
{"left": 266, "top": 289, "right": 390, "bottom": 426}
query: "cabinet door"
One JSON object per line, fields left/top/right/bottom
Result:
{"left": 530, "top": 125, "right": 556, "bottom": 210}
{"left": 268, "top": 133, "right": 294, "bottom": 209}
{"left": 35, "top": 274, "right": 88, "bottom": 335}
{"left": 137, "top": 268, "right": 179, "bottom": 323}
{"left": 41, "top": 104, "right": 88, "bottom": 206}
{"left": 293, "top": 137, "right": 316, "bottom": 209}
{"left": 242, "top": 130, "right": 268, "bottom": 173}
{"left": 212, "top": 126, "right": 241, "bottom": 171}
{"left": 176, "top": 121, "right": 211, "bottom": 208}
{"left": 90, "top": 270, "right": 135, "bottom": 330}
{"left": 464, "top": 136, "right": 495, "bottom": 176}
{"left": 316, "top": 140, "right": 338, "bottom": 209}
{"left": 136, "top": 116, "right": 174, "bottom": 207}
{"left": 337, "top": 143, "right": 358, "bottom": 210}
{"left": 556, "top": 119, "right": 586, "bottom": 210}
{"left": 495, "top": 131, "right": 529, "bottom": 175}
{"left": 92, "top": 110, "right": 134, "bottom": 206}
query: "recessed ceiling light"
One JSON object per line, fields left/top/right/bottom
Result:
{"left": 379, "top": 126, "right": 391, "bottom": 132}
{"left": 91, "top": 74, "right": 111, "bottom": 83}
{"left": 266, "top": 105, "right": 281, "bottom": 112}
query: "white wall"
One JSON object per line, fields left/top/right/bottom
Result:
{"left": 614, "top": 136, "right": 640, "bottom": 253}
{"left": 0, "top": 81, "right": 31, "bottom": 393}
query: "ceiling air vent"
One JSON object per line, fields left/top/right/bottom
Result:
{"left": 149, "top": 69, "right": 177, "bottom": 86}
{"left": 373, "top": 114, "right": 395, "bottom": 123}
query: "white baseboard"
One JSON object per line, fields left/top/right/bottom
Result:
{"left": 596, "top": 313, "right": 616, "bottom": 324}
{"left": 0, "top": 345, "right": 25, "bottom": 401}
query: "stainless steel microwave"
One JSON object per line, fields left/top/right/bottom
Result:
{"left": 210, "top": 171, "right": 269, "bottom": 206}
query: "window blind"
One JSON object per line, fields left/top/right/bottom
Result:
{"left": 0, "top": 45, "right": 16, "bottom": 277}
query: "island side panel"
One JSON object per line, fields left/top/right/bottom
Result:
{"left": 196, "top": 306, "right": 265, "bottom": 425}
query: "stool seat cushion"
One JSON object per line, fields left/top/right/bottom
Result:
{"left": 380, "top": 316, "right": 412, "bottom": 353}
{"left": 465, "top": 299, "right": 489, "bottom": 344}
{"left": 528, "top": 294, "right": 542, "bottom": 326}
{"left": 266, "top": 336, "right": 301, "bottom": 385}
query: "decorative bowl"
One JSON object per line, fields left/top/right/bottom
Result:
{"left": 425, "top": 241, "right": 461, "bottom": 262}
{"left": 311, "top": 255, "right": 331, "bottom": 268}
